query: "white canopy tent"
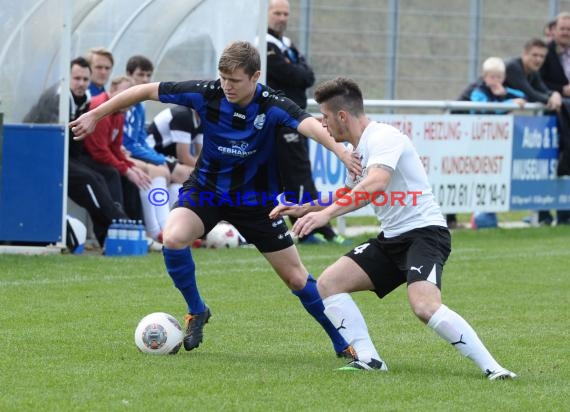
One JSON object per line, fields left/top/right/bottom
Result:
{"left": 0, "top": 0, "right": 267, "bottom": 251}
{"left": 0, "top": 0, "right": 267, "bottom": 123}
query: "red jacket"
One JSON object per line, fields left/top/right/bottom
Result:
{"left": 84, "top": 93, "right": 134, "bottom": 175}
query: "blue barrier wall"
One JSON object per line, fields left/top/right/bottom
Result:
{"left": 0, "top": 124, "right": 64, "bottom": 243}
{"left": 510, "top": 116, "right": 570, "bottom": 210}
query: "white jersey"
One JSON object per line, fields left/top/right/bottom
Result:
{"left": 345, "top": 121, "right": 446, "bottom": 237}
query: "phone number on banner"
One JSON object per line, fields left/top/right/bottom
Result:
{"left": 432, "top": 182, "right": 509, "bottom": 213}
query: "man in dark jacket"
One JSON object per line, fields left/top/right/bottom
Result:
{"left": 266, "top": 0, "right": 349, "bottom": 244}
{"left": 505, "top": 37, "right": 570, "bottom": 225}
{"left": 23, "top": 57, "right": 128, "bottom": 247}
{"left": 540, "top": 12, "right": 570, "bottom": 182}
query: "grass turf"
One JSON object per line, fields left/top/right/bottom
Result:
{"left": 1, "top": 226, "right": 569, "bottom": 411}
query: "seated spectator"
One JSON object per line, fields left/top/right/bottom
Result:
{"left": 122, "top": 55, "right": 194, "bottom": 208}
{"left": 466, "top": 57, "right": 526, "bottom": 228}
{"left": 470, "top": 57, "right": 526, "bottom": 113}
{"left": 22, "top": 57, "right": 128, "bottom": 248}
{"left": 87, "top": 47, "right": 114, "bottom": 97}
{"left": 146, "top": 106, "right": 204, "bottom": 168}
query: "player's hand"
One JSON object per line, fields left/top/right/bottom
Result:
{"left": 342, "top": 150, "right": 363, "bottom": 180}
{"left": 69, "top": 111, "right": 97, "bottom": 140}
{"left": 269, "top": 203, "right": 306, "bottom": 220}
{"left": 126, "top": 167, "right": 152, "bottom": 190}
{"left": 292, "top": 211, "right": 329, "bottom": 238}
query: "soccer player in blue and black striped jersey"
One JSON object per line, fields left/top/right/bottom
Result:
{"left": 70, "top": 41, "right": 359, "bottom": 359}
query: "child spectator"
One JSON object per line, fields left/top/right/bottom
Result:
{"left": 470, "top": 57, "right": 526, "bottom": 113}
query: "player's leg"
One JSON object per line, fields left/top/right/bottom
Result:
{"left": 262, "top": 246, "right": 352, "bottom": 357}
{"left": 162, "top": 203, "right": 212, "bottom": 351}
{"left": 168, "top": 162, "right": 193, "bottom": 207}
{"left": 317, "top": 256, "right": 387, "bottom": 370}
{"left": 229, "top": 203, "right": 350, "bottom": 357}
{"left": 405, "top": 226, "right": 516, "bottom": 379}
{"left": 409, "top": 281, "right": 516, "bottom": 379}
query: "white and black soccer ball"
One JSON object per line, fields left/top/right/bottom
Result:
{"left": 134, "top": 312, "right": 183, "bottom": 355}
{"left": 205, "top": 222, "right": 240, "bottom": 248}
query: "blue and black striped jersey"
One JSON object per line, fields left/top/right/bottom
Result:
{"left": 158, "top": 80, "right": 311, "bottom": 200}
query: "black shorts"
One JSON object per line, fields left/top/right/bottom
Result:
{"left": 346, "top": 226, "right": 451, "bottom": 298}
{"left": 174, "top": 187, "right": 293, "bottom": 253}
{"left": 166, "top": 159, "right": 178, "bottom": 173}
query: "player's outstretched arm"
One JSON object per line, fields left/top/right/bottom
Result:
{"left": 69, "top": 82, "right": 160, "bottom": 140}
{"left": 292, "top": 167, "right": 392, "bottom": 238}
{"left": 297, "top": 117, "right": 362, "bottom": 177}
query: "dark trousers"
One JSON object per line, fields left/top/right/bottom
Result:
{"left": 538, "top": 105, "right": 570, "bottom": 224}
{"left": 78, "top": 155, "right": 143, "bottom": 222}
{"left": 68, "top": 159, "right": 128, "bottom": 245}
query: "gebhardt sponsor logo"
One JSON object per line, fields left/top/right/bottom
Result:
{"left": 217, "top": 141, "right": 257, "bottom": 157}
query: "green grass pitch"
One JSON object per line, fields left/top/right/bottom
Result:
{"left": 1, "top": 226, "right": 569, "bottom": 411}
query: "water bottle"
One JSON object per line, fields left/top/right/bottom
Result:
{"left": 118, "top": 219, "right": 128, "bottom": 240}
{"left": 136, "top": 220, "right": 147, "bottom": 255}
{"left": 107, "top": 219, "right": 118, "bottom": 240}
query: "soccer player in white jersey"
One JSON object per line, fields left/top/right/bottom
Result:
{"left": 271, "top": 77, "right": 517, "bottom": 380}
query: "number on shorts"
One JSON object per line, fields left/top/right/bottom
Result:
{"left": 353, "top": 243, "right": 370, "bottom": 255}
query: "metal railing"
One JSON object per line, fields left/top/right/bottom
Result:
{"left": 307, "top": 99, "right": 546, "bottom": 114}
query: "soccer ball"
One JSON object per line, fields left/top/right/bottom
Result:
{"left": 205, "top": 222, "right": 240, "bottom": 248}
{"left": 134, "top": 312, "right": 183, "bottom": 355}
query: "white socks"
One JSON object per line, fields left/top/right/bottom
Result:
{"left": 139, "top": 176, "right": 170, "bottom": 240}
{"left": 324, "top": 294, "right": 503, "bottom": 374}
{"left": 323, "top": 293, "right": 383, "bottom": 364}
{"left": 427, "top": 304, "right": 502, "bottom": 373}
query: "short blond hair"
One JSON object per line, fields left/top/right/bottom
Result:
{"left": 87, "top": 47, "right": 114, "bottom": 67}
{"left": 482, "top": 57, "right": 505, "bottom": 74}
{"left": 110, "top": 75, "right": 134, "bottom": 91}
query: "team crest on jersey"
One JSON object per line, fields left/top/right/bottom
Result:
{"left": 254, "top": 114, "right": 266, "bottom": 130}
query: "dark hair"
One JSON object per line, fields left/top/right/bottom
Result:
{"left": 70, "top": 56, "right": 91, "bottom": 72}
{"left": 218, "top": 41, "right": 260, "bottom": 77}
{"left": 524, "top": 37, "right": 547, "bottom": 51}
{"left": 126, "top": 55, "right": 154, "bottom": 74}
{"left": 314, "top": 77, "right": 365, "bottom": 116}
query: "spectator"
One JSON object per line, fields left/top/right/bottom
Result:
{"left": 265, "top": 0, "right": 350, "bottom": 245}
{"left": 82, "top": 76, "right": 149, "bottom": 225}
{"left": 544, "top": 19, "right": 556, "bottom": 43}
{"left": 470, "top": 57, "right": 526, "bottom": 112}
{"left": 87, "top": 47, "right": 114, "bottom": 97}
{"left": 467, "top": 57, "right": 526, "bottom": 228}
{"left": 505, "top": 37, "right": 567, "bottom": 225}
{"left": 539, "top": 12, "right": 570, "bottom": 190}
{"left": 146, "top": 106, "right": 203, "bottom": 168}
{"left": 123, "top": 55, "right": 194, "bottom": 217}
{"left": 22, "top": 57, "right": 128, "bottom": 248}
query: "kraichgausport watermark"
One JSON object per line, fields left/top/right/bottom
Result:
{"left": 148, "top": 188, "right": 423, "bottom": 208}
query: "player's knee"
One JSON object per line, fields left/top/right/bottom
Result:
{"left": 287, "top": 275, "right": 307, "bottom": 291}
{"left": 316, "top": 276, "right": 334, "bottom": 299}
{"left": 410, "top": 300, "right": 439, "bottom": 323}
{"left": 162, "top": 228, "right": 188, "bottom": 249}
